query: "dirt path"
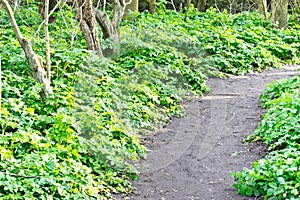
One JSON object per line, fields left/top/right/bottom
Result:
{"left": 123, "top": 67, "right": 300, "bottom": 200}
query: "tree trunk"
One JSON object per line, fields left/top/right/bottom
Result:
{"left": 95, "top": 0, "right": 126, "bottom": 57}
{"left": 146, "top": 0, "right": 156, "bottom": 13}
{"left": 271, "top": 0, "right": 289, "bottom": 28}
{"left": 1, "top": 0, "right": 53, "bottom": 100}
{"left": 257, "top": 0, "right": 268, "bottom": 19}
{"left": 37, "top": 0, "right": 57, "bottom": 22}
{"left": 95, "top": 11, "right": 121, "bottom": 56}
{"left": 182, "top": 0, "right": 191, "bottom": 11}
{"left": 75, "top": 0, "right": 103, "bottom": 56}
{"left": 45, "top": 0, "right": 51, "bottom": 81}
{"left": 124, "top": 0, "right": 138, "bottom": 18}
{"left": 197, "top": 0, "right": 206, "bottom": 12}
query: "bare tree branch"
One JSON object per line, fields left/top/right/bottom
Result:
{"left": 96, "top": 0, "right": 101, "bottom": 9}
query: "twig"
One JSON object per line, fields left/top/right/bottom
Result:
{"left": 13, "top": 0, "right": 19, "bottom": 12}
{"left": 262, "top": 0, "right": 268, "bottom": 19}
{"left": 59, "top": 9, "right": 78, "bottom": 48}
{"left": 122, "top": 0, "right": 133, "bottom": 7}
{"left": 103, "top": 0, "right": 107, "bottom": 12}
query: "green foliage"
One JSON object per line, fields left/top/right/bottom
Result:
{"left": 260, "top": 76, "right": 300, "bottom": 108}
{"left": 123, "top": 8, "right": 300, "bottom": 75}
{"left": 249, "top": 76, "right": 300, "bottom": 150}
{"left": 232, "top": 76, "right": 300, "bottom": 199}
{"left": 0, "top": 4, "right": 210, "bottom": 199}
{"left": 252, "top": 95, "right": 300, "bottom": 150}
{"left": 232, "top": 148, "right": 300, "bottom": 199}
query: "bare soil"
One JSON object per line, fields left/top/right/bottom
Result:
{"left": 121, "top": 67, "right": 300, "bottom": 200}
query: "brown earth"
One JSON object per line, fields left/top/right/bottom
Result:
{"left": 120, "top": 67, "right": 300, "bottom": 200}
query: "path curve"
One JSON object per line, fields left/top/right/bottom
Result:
{"left": 124, "top": 67, "right": 300, "bottom": 200}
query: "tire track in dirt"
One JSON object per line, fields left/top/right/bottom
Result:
{"left": 123, "top": 67, "right": 300, "bottom": 200}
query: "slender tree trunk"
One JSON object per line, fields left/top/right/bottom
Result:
{"left": 75, "top": 0, "right": 103, "bottom": 56}
{"left": 183, "top": 0, "right": 191, "bottom": 10}
{"left": 37, "top": 0, "right": 57, "bottom": 22}
{"left": 95, "top": 11, "right": 120, "bottom": 56}
{"left": 1, "top": 0, "right": 52, "bottom": 100}
{"left": 123, "top": 0, "right": 137, "bottom": 18}
{"left": 146, "top": 0, "right": 156, "bottom": 14}
{"left": 257, "top": 0, "right": 268, "bottom": 19}
{"left": 197, "top": 0, "right": 206, "bottom": 12}
{"left": 95, "top": 0, "right": 128, "bottom": 57}
{"left": 271, "top": 0, "right": 289, "bottom": 28}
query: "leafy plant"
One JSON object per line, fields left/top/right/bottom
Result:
{"left": 232, "top": 148, "right": 300, "bottom": 199}
{"left": 260, "top": 76, "right": 300, "bottom": 108}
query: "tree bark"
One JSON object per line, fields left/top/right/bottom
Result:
{"left": 183, "top": 0, "right": 191, "bottom": 10}
{"left": 95, "top": 0, "right": 128, "bottom": 57}
{"left": 257, "top": 0, "right": 268, "bottom": 19}
{"left": 75, "top": 0, "right": 103, "bottom": 56}
{"left": 95, "top": 11, "right": 120, "bottom": 56}
{"left": 271, "top": 0, "right": 289, "bottom": 28}
{"left": 123, "top": 0, "right": 137, "bottom": 18}
{"left": 37, "top": 0, "right": 57, "bottom": 22}
{"left": 1, "top": 0, "right": 53, "bottom": 100}
{"left": 145, "top": 0, "right": 156, "bottom": 13}
{"left": 45, "top": 0, "right": 51, "bottom": 81}
{"left": 197, "top": 0, "right": 206, "bottom": 12}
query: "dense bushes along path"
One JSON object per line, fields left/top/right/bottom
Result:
{"left": 122, "top": 67, "right": 300, "bottom": 200}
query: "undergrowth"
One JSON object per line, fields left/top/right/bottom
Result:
{"left": 122, "top": 7, "right": 300, "bottom": 75}
{"left": 1, "top": 4, "right": 300, "bottom": 199}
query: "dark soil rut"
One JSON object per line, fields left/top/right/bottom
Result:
{"left": 122, "top": 67, "right": 300, "bottom": 200}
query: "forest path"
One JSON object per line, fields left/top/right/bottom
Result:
{"left": 124, "top": 67, "right": 300, "bottom": 200}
